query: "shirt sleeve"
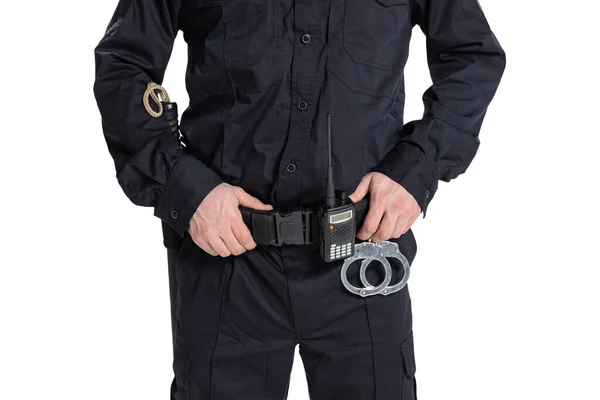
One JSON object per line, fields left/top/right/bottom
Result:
{"left": 93, "top": 0, "right": 224, "bottom": 237}
{"left": 371, "top": 0, "right": 506, "bottom": 216}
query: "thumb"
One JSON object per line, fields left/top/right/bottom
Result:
{"left": 235, "top": 189, "right": 273, "bottom": 211}
{"left": 348, "top": 174, "right": 373, "bottom": 203}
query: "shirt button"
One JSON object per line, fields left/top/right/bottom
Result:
{"left": 301, "top": 33, "right": 311, "bottom": 44}
{"left": 424, "top": 190, "right": 430, "bottom": 199}
{"left": 297, "top": 100, "right": 308, "bottom": 110}
{"left": 286, "top": 163, "right": 297, "bottom": 173}
{"left": 170, "top": 210, "right": 179, "bottom": 219}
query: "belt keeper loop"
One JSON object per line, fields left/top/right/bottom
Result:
{"left": 251, "top": 212, "right": 273, "bottom": 245}
{"left": 303, "top": 209, "right": 314, "bottom": 244}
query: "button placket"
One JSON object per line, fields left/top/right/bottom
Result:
{"left": 273, "top": 2, "right": 321, "bottom": 205}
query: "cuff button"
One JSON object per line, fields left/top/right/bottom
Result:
{"left": 170, "top": 210, "right": 179, "bottom": 219}
{"left": 425, "top": 190, "right": 430, "bottom": 199}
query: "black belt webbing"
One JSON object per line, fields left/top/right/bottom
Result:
{"left": 161, "top": 198, "right": 369, "bottom": 249}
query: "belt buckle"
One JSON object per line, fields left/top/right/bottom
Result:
{"left": 273, "top": 210, "right": 309, "bottom": 246}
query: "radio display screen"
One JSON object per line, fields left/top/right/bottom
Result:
{"left": 330, "top": 210, "right": 353, "bottom": 224}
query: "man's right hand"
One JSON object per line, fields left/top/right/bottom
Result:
{"left": 188, "top": 183, "right": 273, "bottom": 257}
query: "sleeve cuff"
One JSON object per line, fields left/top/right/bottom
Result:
{"left": 154, "top": 153, "right": 224, "bottom": 237}
{"left": 370, "top": 143, "right": 439, "bottom": 217}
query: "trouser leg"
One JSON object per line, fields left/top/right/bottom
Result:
{"left": 167, "top": 246, "right": 180, "bottom": 399}
{"left": 170, "top": 235, "right": 296, "bottom": 400}
{"left": 167, "top": 247, "right": 179, "bottom": 345}
{"left": 299, "top": 290, "right": 417, "bottom": 400}
{"left": 287, "top": 232, "right": 418, "bottom": 400}
{"left": 167, "top": 227, "right": 418, "bottom": 399}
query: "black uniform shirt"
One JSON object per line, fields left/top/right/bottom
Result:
{"left": 94, "top": 0, "right": 506, "bottom": 238}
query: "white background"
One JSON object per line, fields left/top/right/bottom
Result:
{"left": 1, "top": 0, "right": 598, "bottom": 399}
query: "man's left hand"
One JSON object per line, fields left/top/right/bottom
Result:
{"left": 348, "top": 172, "right": 421, "bottom": 242}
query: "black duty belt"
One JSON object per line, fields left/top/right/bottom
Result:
{"left": 161, "top": 198, "right": 369, "bottom": 249}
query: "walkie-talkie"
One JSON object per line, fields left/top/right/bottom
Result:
{"left": 319, "top": 114, "right": 356, "bottom": 263}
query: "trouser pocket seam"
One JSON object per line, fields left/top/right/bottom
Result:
{"left": 399, "top": 331, "right": 417, "bottom": 399}
{"left": 173, "top": 342, "right": 193, "bottom": 400}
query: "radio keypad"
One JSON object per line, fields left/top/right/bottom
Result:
{"left": 330, "top": 243, "right": 352, "bottom": 260}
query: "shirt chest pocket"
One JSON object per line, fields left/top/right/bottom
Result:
{"left": 184, "top": 0, "right": 273, "bottom": 70}
{"left": 342, "top": 0, "right": 410, "bottom": 70}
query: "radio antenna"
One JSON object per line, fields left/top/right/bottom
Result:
{"left": 326, "top": 113, "right": 336, "bottom": 208}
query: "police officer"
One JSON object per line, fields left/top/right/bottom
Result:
{"left": 93, "top": 0, "right": 505, "bottom": 398}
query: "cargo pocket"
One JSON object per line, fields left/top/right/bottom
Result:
{"left": 221, "top": 0, "right": 271, "bottom": 67}
{"left": 342, "top": 0, "right": 410, "bottom": 69}
{"left": 327, "top": 0, "right": 411, "bottom": 98}
{"left": 400, "top": 331, "right": 417, "bottom": 400}
{"left": 172, "top": 343, "right": 193, "bottom": 400}
{"left": 184, "top": 0, "right": 272, "bottom": 71}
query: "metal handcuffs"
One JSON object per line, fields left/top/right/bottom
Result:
{"left": 340, "top": 240, "right": 410, "bottom": 297}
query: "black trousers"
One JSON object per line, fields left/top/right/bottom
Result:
{"left": 166, "top": 231, "right": 418, "bottom": 400}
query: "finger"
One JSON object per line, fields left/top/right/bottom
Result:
{"left": 207, "top": 236, "right": 231, "bottom": 258}
{"left": 405, "top": 211, "right": 420, "bottom": 231}
{"left": 357, "top": 203, "right": 384, "bottom": 241}
{"left": 372, "top": 211, "right": 397, "bottom": 242}
{"left": 197, "top": 239, "right": 218, "bottom": 256}
{"left": 391, "top": 215, "right": 405, "bottom": 238}
{"left": 348, "top": 174, "right": 373, "bottom": 204}
{"left": 235, "top": 188, "right": 273, "bottom": 211}
{"left": 394, "top": 209, "right": 419, "bottom": 237}
{"left": 221, "top": 229, "right": 247, "bottom": 256}
{"left": 392, "top": 215, "right": 408, "bottom": 238}
{"left": 232, "top": 214, "right": 257, "bottom": 250}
